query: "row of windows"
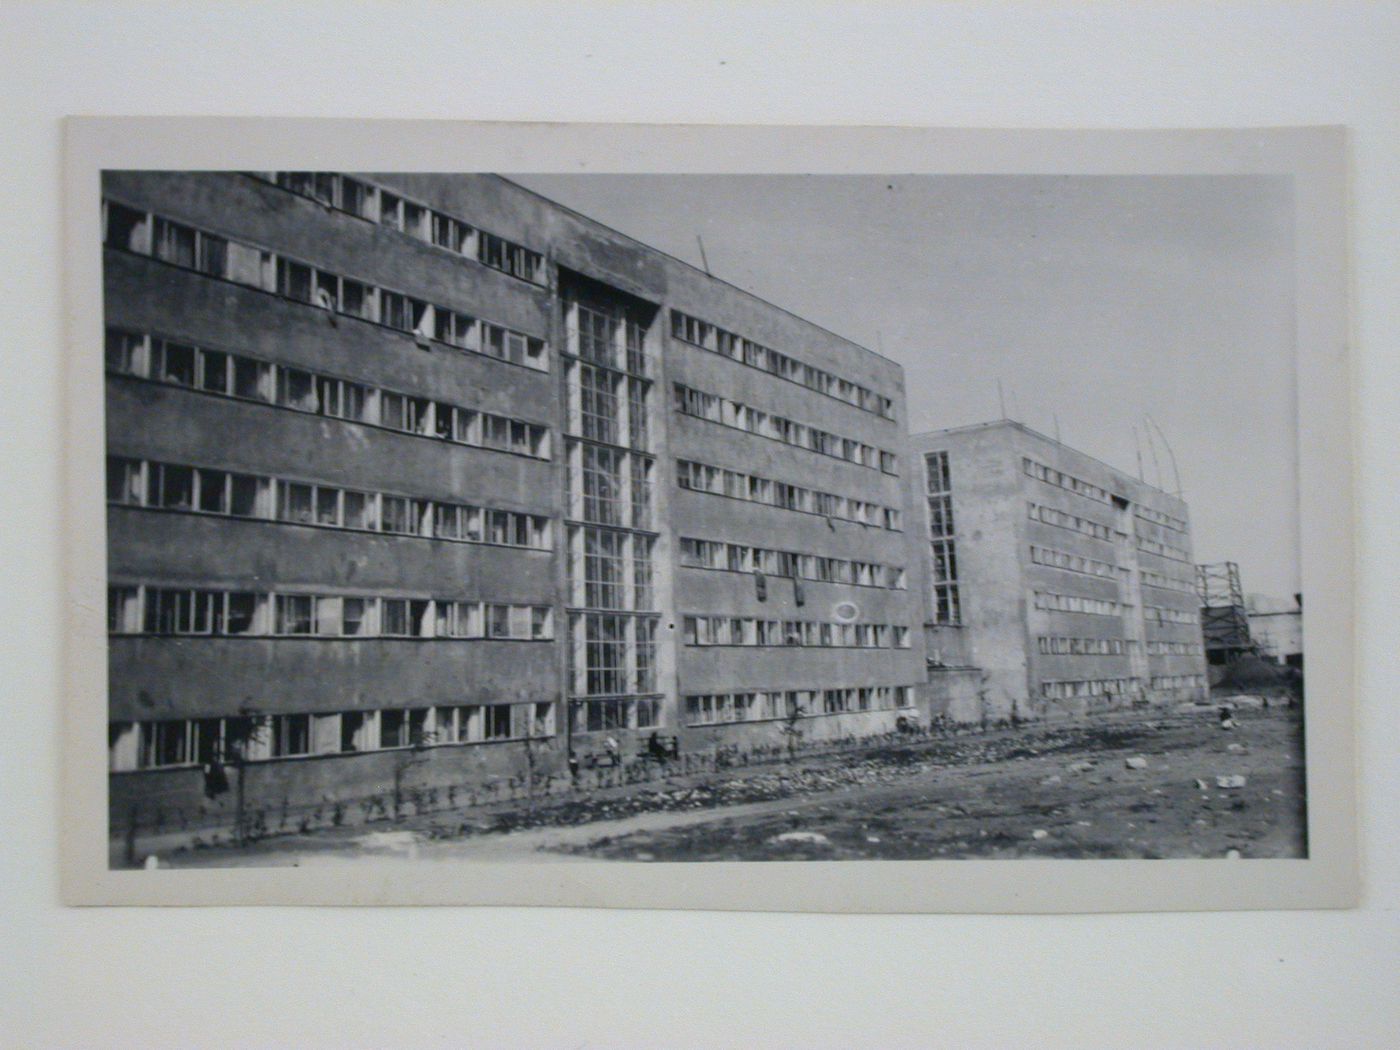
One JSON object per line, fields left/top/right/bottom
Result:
{"left": 105, "top": 327, "right": 550, "bottom": 459}
{"left": 1136, "top": 536, "right": 1192, "bottom": 563}
{"left": 1037, "top": 636, "right": 1132, "bottom": 656}
{"left": 669, "top": 310, "right": 896, "bottom": 419}
{"left": 258, "top": 172, "right": 547, "bottom": 285}
{"left": 1145, "top": 640, "right": 1205, "bottom": 656}
{"left": 109, "top": 702, "right": 556, "bottom": 771}
{"left": 1022, "top": 456, "right": 1113, "bottom": 505}
{"left": 107, "top": 456, "right": 551, "bottom": 550}
{"left": 1033, "top": 591, "right": 1125, "bottom": 617}
{"left": 571, "top": 697, "right": 663, "bottom": 733}
{"left": 1027, "top": 501, "right": 1115, "bottom": 542}
{"left": 676, "top": 459, "right": 901, "bottom": 530}
{"left": 685, "top": 685, "right": 911, "bottom": 727}
{"left": 103, "top": 201, "right": 548, "bottom": 370}
{"left": 673, "top": 383, "right": 897, "bottom": 473}
{"left": 1150, "top": 674, "right": 1207, "bottom": 690}
{"left": 1029, "top": 544, "right": 1121, "bottom": 581}
{"left": 1041, "top": 677, "right": 1141, "bottom": 700}
{"left": 1140, "top": 569, "right": 1197, "bottom": 595}
{"left": 1135, "top": 505, "right": 1188, "bottom": 534}
{"left": 108, "top": 586, "right": 552, "bottom": 640}
{"left": 1145, "top": 605, "right": 1199, "bottom": 626}
{"left": 681, "top": 616, "right": 911, "bottom": 649}
{"left": 678, "top": 537, "right": 906, "bottom": 590}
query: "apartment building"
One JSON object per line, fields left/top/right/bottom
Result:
{"left": 102, "top": 171, "right": 926, "bottom": 824}
{"left": 909, "top": 421, "right": 1208, "bottom": 721}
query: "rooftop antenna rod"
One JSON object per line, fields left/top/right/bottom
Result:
{"left": 695, "top": 234, "right": 712, "bottom": 276}
{"left": 1146, "top": 413, "right": 1183, "bottom": 497}
{"left": 1143, "top": 415, "right": 1164, "bottom": 489}
{"left": 1131, "top": 424, "right": 1146, "bottom": 482}
{"left": 996, "top": 379, "right": 1007, "bottom": 420}
{"left": 1053, "top": 412, "right": 1062, "bottom": 443}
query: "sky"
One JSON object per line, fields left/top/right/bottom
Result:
{"left": 513, "top": 174, "right": 1300, "bottom": 599}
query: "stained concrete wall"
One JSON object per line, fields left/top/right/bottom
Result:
{"left": 910, "top": 421, "right": 1208, "bottom": 721}
{"left": 104, "top": 172, "right": 569, "bottom": 827}
{"left": 104, "top": 171, "right": 925, "bottom": 833}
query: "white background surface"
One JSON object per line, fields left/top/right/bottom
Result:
{"left": 2, "top": 2, "right": 1397, "bottom": 1046}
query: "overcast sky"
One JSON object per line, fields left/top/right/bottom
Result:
{"left": 513, "top": 174, "right": 1299, "bottom": 599}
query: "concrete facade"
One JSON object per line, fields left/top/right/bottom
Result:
{"left": 103, "top": 172, "right": 925, "bottom": 829}
{"left": 909, "top": 421, "right": 1208, "bottom": 721}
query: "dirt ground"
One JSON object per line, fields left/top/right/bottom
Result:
{"left": 567, "top": 705, "right": 1307, "bottom": 861}
{"left": 160, "top": 702, "right": 1306, "bottom": 867}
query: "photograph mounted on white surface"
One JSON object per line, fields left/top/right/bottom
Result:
{"left": 62, "top": 120, "right": 1355, "bottom": 909}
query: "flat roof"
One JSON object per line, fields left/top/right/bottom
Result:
{"left": 910, "top": 418, "right": 1185, "bottom": 504}
{"left": 493, "top": 175, "right": 905, "bottom": 372}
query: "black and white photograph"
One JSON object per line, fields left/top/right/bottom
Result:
{"left": 53, "top": 119, "right": 1354, "bottom": 912}
{"left": 94, "top": 160, "right": 1318, "bottom": 871}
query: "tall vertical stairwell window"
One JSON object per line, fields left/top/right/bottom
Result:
{"left": 925, "top": 451, "right": 962, "bottom": 625}
{"left": 561, "top": 278, "right": 662, "bottom": 733}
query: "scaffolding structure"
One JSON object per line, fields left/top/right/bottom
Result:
{"left": 1196, "top": 561, "right": 1256, "bottom": 665}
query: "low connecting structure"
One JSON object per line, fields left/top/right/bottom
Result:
{"left": 102, "top": 173, "right": 1210, "bottom": 836}
{"left": 909, "top": 421, "right": 1209, "bottom": 722}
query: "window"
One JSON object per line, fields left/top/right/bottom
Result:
{"left": 106, "top": 458, "right": 144, "bottom": 505}
{"left": 147, "top": 463, "right": 194, "bottom": 510}
{"left": 153, "top": 340, "right": 196, "bottom": 387}
{"left": 380, "top": 496, "right": 427, "bottom": 536}
{"left": 107, "top": 587, "right": 140, "bottom": 633}
{"left": 233, "top": 357, "right": 273, "bottom": 401}
{"left": 270, "top": 714, "right": 311, "bottom": 758}
{"left": 104, "top": 201, "right": 150, "bottom": 253}
{"left": 275, "top": 594, "right": 317, "bottom": 635}
{"left": 277, "top": 481, "right": 315, "bottom": 525}
{"left": 478, "top": 232, "right": 543, "bottom": 283}
{"left": 105, "top": 328, "right": 144, "bottom": 374}
{"left": 382, "top": 599, "right": 430, "bottom": 638}
{"left": 434, "top": 308, "right": 474, "bottom": 349}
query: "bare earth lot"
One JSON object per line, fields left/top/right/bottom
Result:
{"left": 567, "top": 707, "right": 1306, "bottom": 862}
{"left": 162, "top": 703, "right": 1305, "bottom": 867}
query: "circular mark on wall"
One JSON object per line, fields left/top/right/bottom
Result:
{"left": 832, "top": 600, "right": 861, "bottom": 624}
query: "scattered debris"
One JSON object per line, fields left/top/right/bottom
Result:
{"left": 866, "top": 836, "right": 881, "bottom": 844}
{"left": 1226, "top": 743, "right": 1247, "bottom": 753}
{"left": 1032, "top": 829, "right": 1049, "bottom": 840}
{"left": 1225, "top": 849, "right": 1242, "bottom": 859}
{"left": 1216, "top": 775, "right": 1248, "bottom": 790}
{"left": 143, "top": 855, "right": 159, "bottom": 870}
{"left": 1040, "top": 775, "right": 1063, "bottom": 786}
{"left": 1194, "top": 779, "right": 1209, "bottom": 790}
{"left": 1067, "top": 761, "right": 1094, "bottom": 773}
{"left": 1125, "top": 756, "right": 1149, "bottom": 770}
